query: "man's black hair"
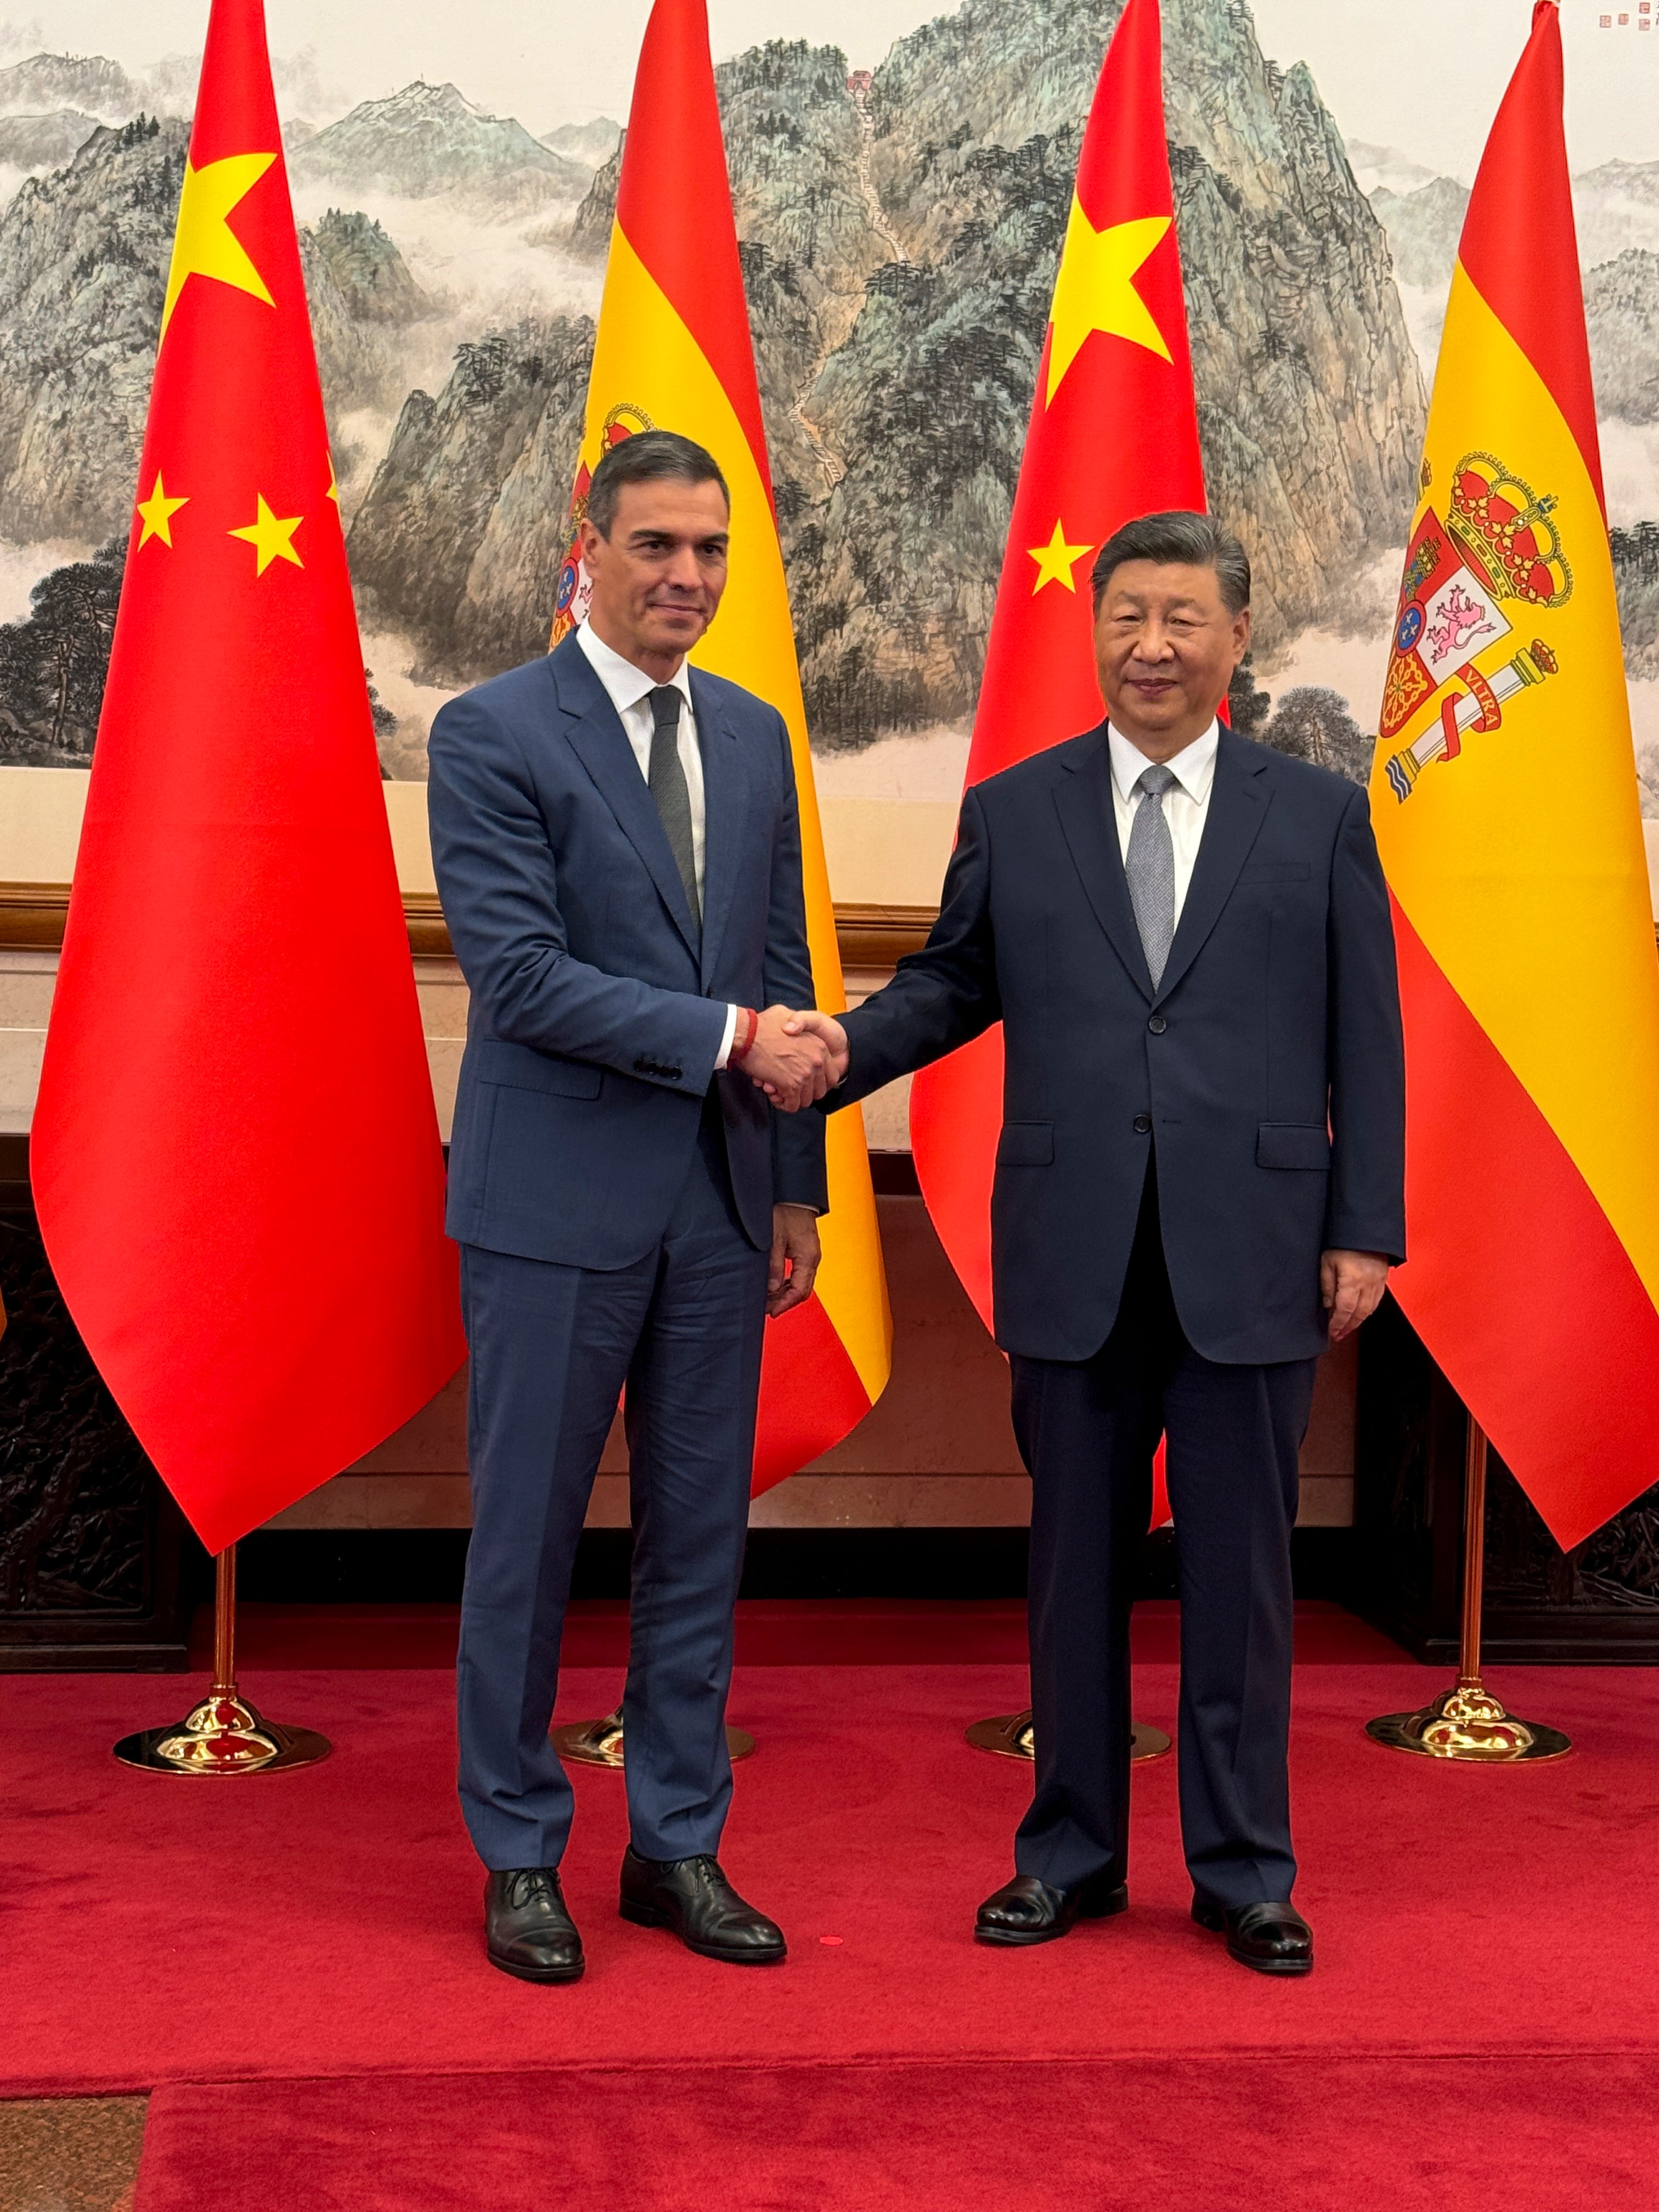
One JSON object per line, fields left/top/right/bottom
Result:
{"left": 1090, "top": 510, "right": 1251, "bottom": 613}
{"left": 586, "top": 430, "right": 730, "bottom": 537}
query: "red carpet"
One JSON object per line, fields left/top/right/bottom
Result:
{"left": 5, "top": 1628, "right": 1659, "bottom": 2097}
{"left": 131, "top": 2056, "right": 1659, "bottom": 2211}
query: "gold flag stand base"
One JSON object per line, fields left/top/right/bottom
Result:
{"left": 1368, "top": 1419, "right": 1570, "bottom": 1765}
{"left": 553, "top": 1709, "right": 755, "bottom": 1768}
{"left": 1366, "top": 1680, "right": 1570, "bottom": 1763}
{"left": 966, "top": 1709, "right": 1172, "bottom": 1763}
{"left": 114, "top": 1545, "right": 331, "bottom": 1776}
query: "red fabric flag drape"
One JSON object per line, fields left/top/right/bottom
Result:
{"left": 31, "top": 0, "right": 465, "bottom": 1553}
{"left": 909, "top": 0, "right": 1204, "bottom": 1523}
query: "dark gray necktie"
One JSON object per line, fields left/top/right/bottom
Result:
{"left": 1124, "top": 763, "right": 1178, "bottom": 988}
{"left": 646, "top": 685, "right": 699, "bottom": 927}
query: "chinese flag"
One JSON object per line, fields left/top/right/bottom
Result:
{"left": 550, "top": 0, "right": 892, "bottom": 1492}
{"left": 1370, "top": 3, "right": 1659, "bottom": 1548}
{"left": 31, "top": 0, "right": 465, "bottom": 1554}
{"left": 909, "top": 0, "right": 1201, "bottom": 1525}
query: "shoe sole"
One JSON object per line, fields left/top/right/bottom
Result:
{"left": 487, "top": 1948, "right": 585, "bottom": 1985}
{"left": 1190, "top": 1899, "right": 1312, "bottom": 1976}
{"left": 1227, "top": 1950, "right": 1313, "bottom": 1976}
{"left": 619, "top": 1897, "right": 787, "bottom": 1965}
{"left": 974, "top": 1886, "right": 1128, "bottom": 1948}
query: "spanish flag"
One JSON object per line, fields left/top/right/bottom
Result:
{"left": 1372, "top": 1, "right": 1659, "bottom": 1549}
{"left": 552, "top": 0, "right": 890, "bottom": 1488}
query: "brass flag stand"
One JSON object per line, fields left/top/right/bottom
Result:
{"left": 967, "top": 1711, "right": 1171, "bottom": 1763}
{"left": 114, "top": 1545, "right": 331, "bottom": 1775}
{"left": 1367, "top": 1418, "right": 1570, "bottom": 1763}
{"left": 554, "top": 1709, "right": 755, "bottom": 1768}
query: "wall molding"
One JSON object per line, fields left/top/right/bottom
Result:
{"left": 2, "top": 882, "right": 938, "bottom": 969}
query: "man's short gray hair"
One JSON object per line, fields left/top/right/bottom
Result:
{"left": 1090, "top": 510, "right": 1251, "bottom": 614}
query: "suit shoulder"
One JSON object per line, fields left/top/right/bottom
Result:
{"left": 692, "top": 667, "right": 787, "bottom": 737}
{"left": 432, "top": 654, "right": 555, "bottom": 735}
{"left": 969, "top": 727, "right": 1104, "bottom": 809}
{"left": 1235, "top": 734, "right": 1368, "bottom": 814}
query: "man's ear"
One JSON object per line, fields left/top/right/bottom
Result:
{"left": 1232, "top": 605, "right": 1252, "bottom": 664}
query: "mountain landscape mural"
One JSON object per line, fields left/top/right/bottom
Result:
{"left": 0, "top": 0, "right": 1654, "bottom": 805}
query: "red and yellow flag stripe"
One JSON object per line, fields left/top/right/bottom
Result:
{"left": 558, "top": 0, "right": 890, "bottom": 1487}
{"left": 1371, "top": 1, "right": 1659, "bottom": 1548}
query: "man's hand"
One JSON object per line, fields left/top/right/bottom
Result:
{"left": 768, "top": 1204, "right": 821, "bottom": 1317}
{"left": 1321, "top": 1249, "right": 1390, "bottom": 1341}
{"left": 747, "top": 1008, "right": 848, "bottom": 1109}
{"left": 740, "top": 1005, "right": 834, "bottom": 1111}
{"left": 783, "top": 1009, "right": 849, "bottom": 1087}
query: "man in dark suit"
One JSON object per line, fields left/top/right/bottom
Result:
{"left": 788, "top": 511, "right": 1404, "bottom": 1976}
{"left": 428, "top": 430, "right": 834, "bottom": 1983}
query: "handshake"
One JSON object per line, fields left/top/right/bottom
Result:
{"left": 735, "top": 1006, "right": 850, "bottom": 1112}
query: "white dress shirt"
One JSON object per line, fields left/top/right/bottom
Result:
{"left": 1105, "top": 719, "right": 1220, "bottom": 927}
{"left": 577, "top": 620, "right": 738, "bottom": 1066}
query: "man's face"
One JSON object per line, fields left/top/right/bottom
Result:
{"left": 1092, "top": 560, "right": 1250, "bottom": 751}
{"left": 578, "top": 475, "right": 730, "bottom": 668}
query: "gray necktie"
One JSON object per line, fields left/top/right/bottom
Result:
{"left": 1124, "top": 763, "right": 1178, "bottom": 988}
{"left": 647, "top": 685, "right": 699, "bottom": 927}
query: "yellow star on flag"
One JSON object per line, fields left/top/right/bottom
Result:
{"left": 1046, "top": 204, "right": 1172, "bottom": 405}
{"left": 160, "top": 151, "right": 278, "bottom": 342}
{"left": 229, "top": 494, "right": 304, "bottom": 577}
{"left": 326, "top": 462, "right": 340, "bottom": 505}
{"left": 135, "top": 471, "right": 189, "bottom": 550}
{"left": 1028, "top": 518, "right": 1094, "bottom": 595}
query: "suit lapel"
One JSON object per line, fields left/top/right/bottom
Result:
{"left": 1152, "top": 730, "right": 1271, "bottom": 1005}
{"left": 689, "top": 669, "right": 745, "bottom": 989}
{"left": 549, "top": 640, "right": 701, "bottom": 959}
{"left": 1054, "top": 726, "right": 1154, "bottom": 1002}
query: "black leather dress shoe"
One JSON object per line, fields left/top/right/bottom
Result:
{"left": 484, "top": 1868, "right": 585, "bottom": 1984}
{"left": 974, "top": 1871, "right": 1128, "bottom": 1948}
{"left": 1192, "top": 1895, "right": 1313, "bottom": 1976}
{"left": 618, "top": 1847, "right": 786, "bottom": 1965}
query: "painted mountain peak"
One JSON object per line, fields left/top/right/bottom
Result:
{"left": 0, "top": 51, "right": 143, "bottom": 121}
{"left": 540, "top": 118, "right": 622, "bottom": 167}
{"left": 288, "top": 81, "right": 591, "bottom": 205}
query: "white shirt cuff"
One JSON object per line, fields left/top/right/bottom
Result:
{"left": 713, "top": 1002, "right": 740, "bottom": 1071}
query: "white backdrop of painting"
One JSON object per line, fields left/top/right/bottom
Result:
{"left": 0, "top": 0, "right": 1655, "bottom": 906}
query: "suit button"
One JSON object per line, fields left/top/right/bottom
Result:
{"left": 1133, "top": 1114, "right": 1152, "bottom": 1135}
{"left": 1147, "top": 1015, "right": 1166, "bottom": 1035}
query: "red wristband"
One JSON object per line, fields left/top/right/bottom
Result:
{"left": 729, "top": 1006, "right": 759, "bottom": 1063}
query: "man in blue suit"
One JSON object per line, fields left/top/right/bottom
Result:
{"left": 790, "top": 512, "right": 1405, "bottom": 1976}
{"left": 428, "top": 431, "right": 834, "bottom": 1983}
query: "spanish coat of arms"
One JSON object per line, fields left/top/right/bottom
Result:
{"left": 1379, "top": 452, "right": 1570, "bottom": 803}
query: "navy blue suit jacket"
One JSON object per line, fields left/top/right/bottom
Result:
{"left": 428, "top": 633, "right": 827, "bottom": 1269}
{"left": 831, "top": 726, "right": 1406, "bottom": 1364}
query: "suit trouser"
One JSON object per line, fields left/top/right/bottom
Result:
{"left": 455, "top": 1105, "right": 769, "bottom": 1871}
{"left": 1009, "top": 1159, "right": 1317, "bottom": 1910}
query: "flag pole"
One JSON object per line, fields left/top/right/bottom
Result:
{"left": 1367, "top": 1416, "right": 1570, "bottom": 1762}
{"left": 114, "top": 1543, "right": 330, "bottom": 1775}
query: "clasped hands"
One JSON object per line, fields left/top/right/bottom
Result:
{"left": 737, "top": 1006, "right": 849, "bottom": 1111}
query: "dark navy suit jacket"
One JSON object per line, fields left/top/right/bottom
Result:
{"left": 428, "top": 632, "right": 827, "bottom": 1271}
{"left": 831, "top": 725, "right": 1406, "bottom": 1364}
